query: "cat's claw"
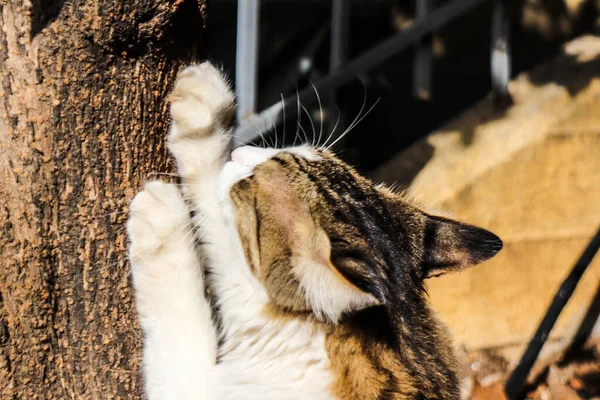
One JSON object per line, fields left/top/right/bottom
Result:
{"left": 127, "top": 181, "right": 191, "bottom": 263}
{"left": 168, "top": 62, "right": 235, "bottom": 139}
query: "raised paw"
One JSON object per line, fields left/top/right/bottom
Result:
{"left": 168, "top": 62, "right": 235, "bottom": 140}
{"left": 127, "top": 181, "right": 192, "bottom": 263}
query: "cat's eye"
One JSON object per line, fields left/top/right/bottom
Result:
{"left": 329, "top": 237, "right": 350, "bottom": 246}
{"left": 331, "top": 247, "right": 371, "bottom": 265}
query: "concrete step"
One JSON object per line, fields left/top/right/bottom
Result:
{"left": 373, "top": 35, "right": 600, "bottom": 363}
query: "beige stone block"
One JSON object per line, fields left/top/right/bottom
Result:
{"left": 373, "top": 35, "right": 600, "bottom": 356}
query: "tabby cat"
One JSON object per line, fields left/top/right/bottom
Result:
{"left": 127, "top": 62, "right": 502, "bottom": 400}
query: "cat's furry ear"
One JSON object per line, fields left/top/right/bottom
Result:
{"left": 232, "top": 179, "right": 261, "bottom": 274}
{"left": 421, "top": 215, "right": 502, "bottom": 278}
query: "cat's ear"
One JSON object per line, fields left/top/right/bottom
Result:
{"left": 231, "top": 180, "right": 261, "bottom": 274}
{"left": 422, "top": 215, "right": 502, "bottom": 278}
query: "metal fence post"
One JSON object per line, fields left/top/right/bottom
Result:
{"left": 329, "top": 0, "right": 351, "bottom": 142}
{"left": 414, "top": 0, "right": 433, "bottom": 100}
{"left": 236, "top": 0, "right": 261, "bottom": 126}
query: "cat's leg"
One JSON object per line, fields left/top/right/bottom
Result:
{"left": 167, "top": 62, "right": 234, "bottom": 206}
{"left": 166, "top": 62, "right": 241, "bottom": 277}
{"left": 128, "top": 181, "right": 216, "bottom": 400}
{"left": 167, "top": 62, "right": 266, "bottom": 361}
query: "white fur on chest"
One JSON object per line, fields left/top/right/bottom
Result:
{"left": 207, "top": 229, "right": 335, "bottom": 400}
{"left": 211, "top": 319, "right": 334, "bottom": 400}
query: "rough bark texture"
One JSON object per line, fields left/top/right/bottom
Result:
{"left": 0, "top": 1, "right": 206, "bottom": 398}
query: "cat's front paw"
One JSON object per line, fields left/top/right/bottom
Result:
{"left": 127, "top": 181, "right": 192, "bottom": 264}
{"left": 168, "top": 62, "right": 235, "bottom": 140}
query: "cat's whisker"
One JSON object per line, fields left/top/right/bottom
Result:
{"left": 174, "top": 222, "right": 199, "bottom": 255}
{"left": 296, "top": 121, "right": 310, "bottom": 146}
{"left": 292, "top": 120, "right": 302, "bottom": 147}
{"left": 245, "top": 121, "right": 269, "bottom": 149}
{"left": 144, "top": 172, "right": 219, "bottom": 187}
{"left": 308, "top": 81, "right": 324, "bottom": 148}
{"left": 185, "top": 194, "right": 220, "bottom": 204}
{"left": 263, "top": 116, "right": 276, "bottom": 149}
{"left": 280, "top": 94, "right": 286, "bottom": 148}
{"left": 189, "top": 223, "right": 205, "bottom": 246}
{"left": 292, "top": 125, "right": 298, "bottom": 147}
{"left": 189, "top": 207, "right": 220, "bottom": 244}
{"left": 259, "top": 128, "right": 270, "bottom": 149}
{"left": 180, "top": 209, "right": 224, "bottom": 254}
{"left": 233, "top": 134, "right": 249, "bottom": 148}
{"left": 195, "top": 201, "right": 223, "bottom": 218}
{"left": 271, "top": 112, "right": 279, "bottom": 149}
{"left": 301, "top": 105, "right": 316, "bottom": 147}
{"left": 320, "top": 105, "right": 341, "bottom": 150}
{"left": 190, "top": 197, "right": 224, "bottom": 222}
{"left": 241, "top": 134, "right": 263, "bottom": 149}
{"left": 326, "top": 84, "right": 368, "bottom": 149}
{"left": 326, "top": 96, "right": 380, "bottom": 151}
{"left": 295, "top": 88, "right": 302, "bottom": 147}
{"left": 189, "top": 206, "right": 225, "bottom": 247}
{"left": 323, "top": 80, "right": 369, "bottom": 151}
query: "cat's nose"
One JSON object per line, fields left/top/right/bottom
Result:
{"left": 231, "top": 146, "right": 279, "bottom": 167}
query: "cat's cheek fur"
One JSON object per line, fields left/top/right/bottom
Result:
{"left": 292, "top": 254, "right": 378, "bottom": 323}
{"left": 289, "top": 224, "right": 378, "bottom": 323}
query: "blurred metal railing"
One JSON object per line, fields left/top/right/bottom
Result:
{"left": 235, "top": 0, "right": 261, "bottom": 123}
{"left": 232, "top": 1, "right": 599, "bottom": 399}
{"left": 233, "top": 0, "right": 511, "bottom": 146}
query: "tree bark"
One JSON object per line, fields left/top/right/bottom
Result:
{"left": 0, "top": 1, "right": 206, "bottom": 398}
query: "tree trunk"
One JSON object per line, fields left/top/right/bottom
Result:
{"left": 0, "top": 1, "right": 206, "bottom": 398}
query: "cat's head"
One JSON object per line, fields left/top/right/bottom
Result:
{"left": 218, "top": 145, "right": 502, "bottom": 322}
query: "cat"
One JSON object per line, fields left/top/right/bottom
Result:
{"left": 127, "top": 62, "right": 502, "bottom": 400}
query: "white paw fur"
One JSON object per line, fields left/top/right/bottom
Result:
{"left": 168, "top": 62, "right": 234, "bottom": 185}
{"left": 169, "top": 62, "right": 235, "bottom": 139}
{"left": 127, "top": 180, "right": 190, "bottom": 264}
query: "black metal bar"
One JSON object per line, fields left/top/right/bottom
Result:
{"left": 504, "top": 226, "right": 600, "bottom": 400}
{"left": 413, "top": 0, "right": 433, "bottom": 100}
{"left": 234, "top": 0, "right": 490, "bottom": 145}
{"left": 328, "top": 0, "right": 351, "bottom": 139}
{"left": 330, "top": 0, "right": 350, "bottom": 72}
{"left": 561, "top": 283, "right": 600, "bottom": 362}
